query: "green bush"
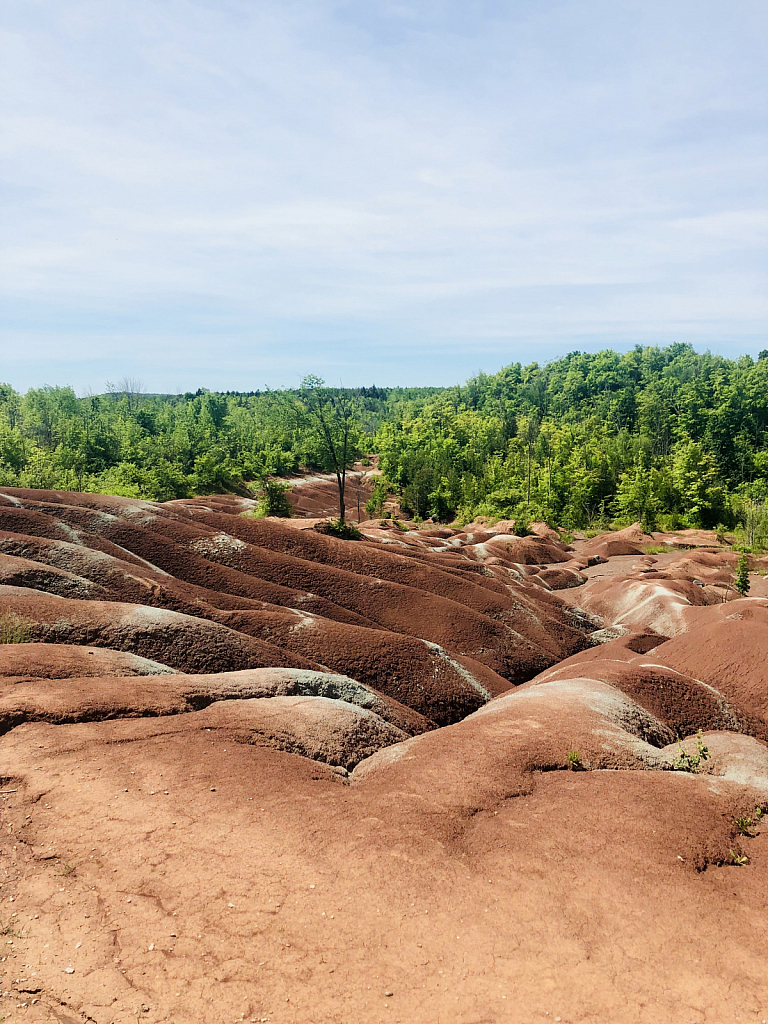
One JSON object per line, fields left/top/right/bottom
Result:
{"left": 513, "top": 509, "right": 531, "bottom": 537}
{"left": 250, "top": 479, "right": 293, "bottom": 518}
{"left": 365, "top": 478, "right": 388, "bottom": 518}
{"left": 314, "top": 518, "right": 362, "bottom": 540}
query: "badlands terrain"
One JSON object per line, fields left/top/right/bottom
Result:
{"left": 0, "top": 479, "right": 767, "bottom": 1023}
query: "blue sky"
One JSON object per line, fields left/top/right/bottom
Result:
{"left": 1, "top": 0, "right": 766, "bottom": 392}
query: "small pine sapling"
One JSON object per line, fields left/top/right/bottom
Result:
{"left": 734, "top": 552, "right": 750, "bottom": 597}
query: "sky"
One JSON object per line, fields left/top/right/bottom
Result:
{"left": 1, "top": 0, "right": 767, "bottom": 393}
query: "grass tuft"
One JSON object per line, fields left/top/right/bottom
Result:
{"left": 0, "top": 611, "right": 34, "bottom": 644}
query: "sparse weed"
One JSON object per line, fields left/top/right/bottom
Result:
{"left": 671, "top": 729, "right": 710, "bottom": 773}
{"left": 0, "top": 919, "right": 22, "bottom": 937}
{"left": 58, "top": 861, "right": 75, "bottom": 877}
{"left": 734, "top": 806, "right": 764, "bottom": 837}
{"left": 729, "top": 849, "right": 749, "bottom": 866}
{"left": 643, "top": 544, "right": 673, "bottom": 555}
{"left": 0, "top": 611, "right": 33, "bottom": 644}
{"left": 566, "top": 749, "right": 582, "bottom": 771}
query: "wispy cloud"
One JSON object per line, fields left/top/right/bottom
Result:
{"left": 1, "top": 0, "right": 766, "bottom": 390}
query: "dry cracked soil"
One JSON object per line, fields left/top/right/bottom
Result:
{"left": 0, "top": 484, "right": 767, "bottom": 1023}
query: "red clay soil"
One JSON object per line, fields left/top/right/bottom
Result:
{"left": 269, "top": 466, "right": 377, "bottom": 521}
{"left": 1, "top": 489, "right": 767, "bottom": 1023}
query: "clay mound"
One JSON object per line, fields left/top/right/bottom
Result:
{"left": 0, "top": 551, "right": 110, "bottom": 600}
{"left": 585, "top": 537, "right": 646, "bottom": 557}
{"left": 525, "top": 657, "right": 767, "bottom": 743}
{"left": 0, "top": 489, "right": 598, "bottom": 687}
{"left": 0, "top": 666, "right": 430, "bottom": 737}
{"left": 0, "top": 519, "right": 382, "bottom": 628}
{"left": 535, "top": 631, "right": 667, "bottom": 680}
{"left": 4, "top": 720, "right": 763, "bottom": 1023}
{"left": 464, "top": 533, "right": 571, "bottom": 565}
{"left": 650, "top": 612, "right": 768, "bottom": 720}
{"left": 571, "top": 573, "right": 725, "bottom": 636}
{"left": 530, "top": 566, "right": 587, "bottom": 590}
{"left": 141, "top": 509, "right": 593, "bottom": 680}
{"left": 176, "top": 509, "right": 511, "bottom": 608}
{"left": 0, "top": 529, "right": 313, "bottom": 618}
{"left": 660, "top": 731, "right": 768, "bottom": 793}
{"left": 580, "top": 521, "right": 653, "bottom": 558}
{"left": 353, "top": 676, "right": 680, "bottom": 820}
{"left": 0, "top": 587, "right": 315, "bottom": 674}
{"left": 0, "top": 672, "right": 418, "bottom": 767}
{"left": 216, "top": 608, "right": 503, "bottom": 724}
{"left": 1, "top": 657, "right": 768, "bottom": 1020}
{"left": 652, "top": 550, "right": 737, "bottom": 587}
{"left": 484, "top": 519, "right": 562, "bottom": 543}
{"left": 0, "top": 642, "right": 176, "bottom": 679}
{"left": 196, "top": 695, "right": 408, "bottom": 769}
{"left": 652, "top": 527, "right": 722, "bottom": 548}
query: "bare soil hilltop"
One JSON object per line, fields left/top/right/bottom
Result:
{"left": 0, "top": 489, "right": 767, "bottom": 1023}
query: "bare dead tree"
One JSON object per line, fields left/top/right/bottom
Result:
{"left": 299, "top": 376, "right": 359, "bottom": 524}
{"left": 118, "top": 376, "right": 146, "bottom": 412}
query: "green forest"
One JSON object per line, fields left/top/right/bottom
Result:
{"left": 3, "top": 343, "right": 768, "bottom": 534}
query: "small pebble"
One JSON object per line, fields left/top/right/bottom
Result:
{"left": 64, "top": 967, "right": 74, "bottom": 974}
{"left": 384, "top": 990, "right": 393, "bottom": 997}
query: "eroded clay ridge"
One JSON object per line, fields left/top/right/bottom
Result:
{"left": 0, "top": 490, "right": 767, "bottom": 1024}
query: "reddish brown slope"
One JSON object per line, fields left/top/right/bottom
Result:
{"left": 1, "top": 489, "right": 767, "bottom": 1023}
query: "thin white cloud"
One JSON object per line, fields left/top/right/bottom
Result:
{"left": 0, "top": 0, "right": 766, "bottom": 390}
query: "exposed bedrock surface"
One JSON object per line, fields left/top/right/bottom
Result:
{"left": 0, "top": 496, "right": 767, "bottom": 1023}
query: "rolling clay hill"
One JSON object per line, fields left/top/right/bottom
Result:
{"left": 0, "top": 489, "right": 767, "bottom": 1023}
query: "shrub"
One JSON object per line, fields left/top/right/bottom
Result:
{"left": 513, "top": 509, "right": 531, "bottom": 537}
{"left": 0, "top": 611, "right": 34, "bottom": 644}
{"left": 314, "top": 518, "right": 362, "bottom": 540}
{"left": 249, "top": 479, "right": 293, "bottom": 518}
{"left": 365, "top": 478, "right": 388, "bottom": 518}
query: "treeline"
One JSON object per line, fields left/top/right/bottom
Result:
{"left": 376, "top": 344, "right": 768, "bottom": 531}
{"left": 0, "top": 380, "right": 438, "bottom": 502}
{"left": 2, "top": 344, "right": 768, "bottom": 530}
